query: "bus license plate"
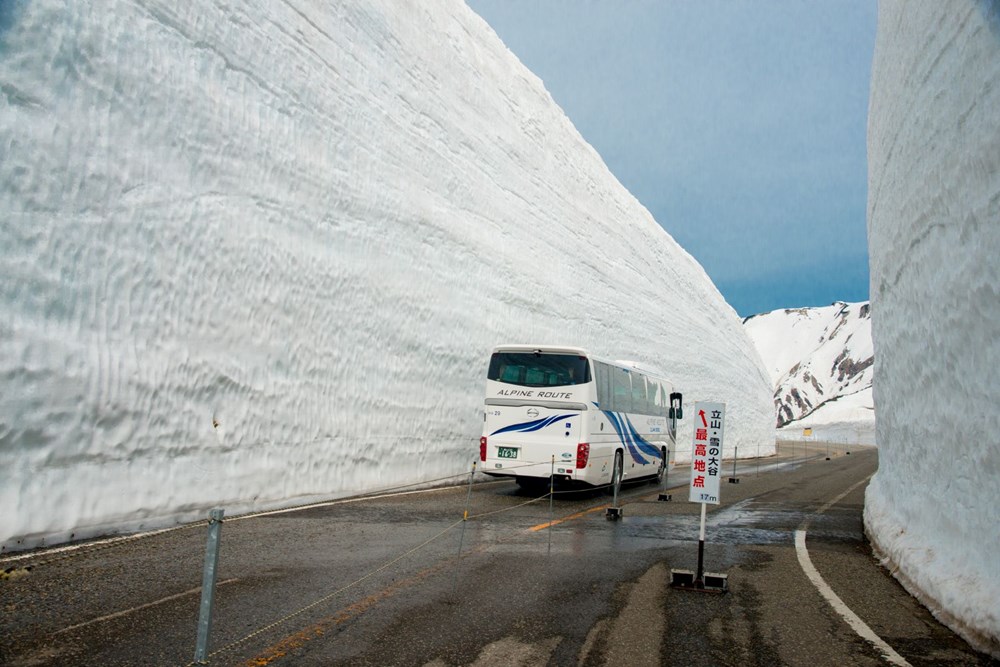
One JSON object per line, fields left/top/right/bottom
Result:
{"left": 497, "top": 447, "right": 518, "bottom": 459}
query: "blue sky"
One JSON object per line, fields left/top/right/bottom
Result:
{"left": 467, "top": 0, "right": 877, "bottom": 317}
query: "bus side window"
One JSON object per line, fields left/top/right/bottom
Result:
{"left": 613, "top": 368, "right": 631, "bottom": 413}
{"left": 630, "top": 375, "right": 643, "bottom": 414}
{"left": 656, "top": 381, "right": 668, "bottom": 417}
{"left": 595, "top": 362, "right": 610, "bottom": 409}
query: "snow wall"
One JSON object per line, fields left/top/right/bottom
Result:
{"left": 0, "top": 0, "right": 775, "bottom": 551}
{"left": 865, "top": 0, "right": 1000, "bottom": 656}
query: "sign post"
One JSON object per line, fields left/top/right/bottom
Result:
{"left": 729, "top": 441, "right": 740, "bottom": 484}
{"left": 671, "top": 401, "right": 728, "bottom": 592}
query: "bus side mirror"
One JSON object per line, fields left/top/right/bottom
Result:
{"left": 669, "top": 392, "right": 683, "bottom": 420}
{"left": 668, "top": 407, "right": 675, "bottom": 420}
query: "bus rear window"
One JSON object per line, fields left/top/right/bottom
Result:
{"left": 487, "top": 352, "right": 591, "bottom": 387}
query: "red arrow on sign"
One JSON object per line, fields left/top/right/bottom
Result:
{"left": 699, "top": 410, "right": 707, "bottom": 427}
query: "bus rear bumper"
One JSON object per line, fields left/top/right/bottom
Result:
{"left": 480, "top": 459, "right": 604, "bottom": 486}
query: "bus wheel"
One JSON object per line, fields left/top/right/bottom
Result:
{"left": 656, "top": 448, "right": 667, "bottom": 484}
{"left": 610, "top": 451, "right": 623, "bottom": 497}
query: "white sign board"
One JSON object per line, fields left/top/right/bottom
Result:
{"left": 688, "top": 401, "right": 726, "bottom": 505}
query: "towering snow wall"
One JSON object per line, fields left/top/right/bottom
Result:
{"left": 0, "top": 0, "right": 774, "bottom": 551}
{"left": 865, "top": 0, "right": 1000, "bottom": 656}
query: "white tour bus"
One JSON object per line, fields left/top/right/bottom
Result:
{"left": 479, "top": 345, "right": 683, "bottom": 489}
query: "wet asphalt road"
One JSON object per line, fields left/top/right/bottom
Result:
{"left": 1, "top": 441, "right": 995, "bottom": 667}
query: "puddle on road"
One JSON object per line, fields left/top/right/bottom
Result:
{"left": 709, "top": 498, "right": 812, "bottom": 531}
{"left": 608, "top": 497, "right": 810, "bottom": 547}
{"left": 469, "top": 489, "right": 865, "bottom": 560}
{"left": 601, "top": 516, "right": 792, "bottom": 549}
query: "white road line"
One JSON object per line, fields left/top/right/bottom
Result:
{"left": 808, "top": 475, "right": 871, "bottom": 526}
{"left": 52, "top": 578, "right": 240, "bottom": 636}
{"left": 795, "top": 475, "right": 910, "bottom": 666}
{"left": 225, "top": 484, "right": 466, "bottom": 522}
{"left": 795, "top": 532, "right": 909, "bottom": 665}
{"left": 1, "top": 479, "right": 509, "bottom": 564}
{"left": 0, "top": 526, "right": 188, "bottom": 564}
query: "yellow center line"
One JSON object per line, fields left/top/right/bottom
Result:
{"left": 529, "top": 504, "right": 608, "bottom": 531}
{"left": 528, "top": 479, "right": 691, "bottom": 532}
{"left": 241, "top": 559, "right": 451, "bottom": 666}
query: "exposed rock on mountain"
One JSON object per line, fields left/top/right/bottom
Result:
{"left": 743, "top": 301, "right": 874, "bottom": 429}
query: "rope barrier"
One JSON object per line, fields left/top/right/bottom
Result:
{"left": 194, "top": 481, "right": 626, "bottom": 665}
{"left": 1, "top": 445, "right": 670, "bottom": 580}
{"left": 188, "top": 517, "right": 466, "bottom": 665}
{"left": 195, "top": 478, "right": 664, "bottom": 665}
{"left": 465, "top": 491, "right": 553, "bottom": 520}
{"left": 0, "top": 467, "right": 480, "bottom": 578}
{"left": 5, "top": 445, "right": 680, "bottom": 667}
{"left": 2, "top": 416, "right": 689, "bottom": 667}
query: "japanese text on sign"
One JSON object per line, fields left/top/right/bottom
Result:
{"left": 688, "top": 401, "right": 726, "bottom": 505}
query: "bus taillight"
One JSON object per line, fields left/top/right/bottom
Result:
{"left": 480, "top": 437, "right": 487, "bottom": 462}
{"left": 576, "top": 442, "right": 590, "bottom": 469}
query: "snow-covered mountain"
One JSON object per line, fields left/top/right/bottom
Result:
{"left": 0, "top": 0, "right": 774, "bottom": 551}
{"left": 865, "top": 1, "right": 999, "bottom": 656}
{"left": 743, "top": 301, "right": 874, "bottom": 438}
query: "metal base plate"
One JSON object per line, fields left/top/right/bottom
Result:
{"left": 670, "top": 568, "right": 729, "bottom": 593}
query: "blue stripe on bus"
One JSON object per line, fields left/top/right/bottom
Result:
{"left": 603, "top": 410, "right": 651, "bottom": 465}
{"left": 490, "top": 414, "right": 575, "bottom": 437}
{"left": 626, "top": 420, "right": 663, "bottom": 459}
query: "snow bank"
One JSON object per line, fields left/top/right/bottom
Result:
{"left": 0, "top": 0, "right": 774, "bottom": 550}
{"left": 865, "top": 0, "right": 1000, "bottom": 655}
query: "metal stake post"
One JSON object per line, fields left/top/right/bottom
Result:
{"left": 658, "top": 446, "right": 672, "bottom": 501}
{"left": 665, "top": 447, "right": 670, "bottom": 489}
{"left": 194, "top": 508, "right": 224, "bottom": 665}
{"left": 695, "top": 503, "right": 707, "bottom": 586}
{"left": 548, "top": 456, "right": 554, "bottom": 556}
{"left": 453, "top": 461, "right": 476, "bottom": 597}
{"left": 729, "top": 444, "right": 740, "bottom": 483}
{"left": 606, "top": 452, "right": 624, "bottom": 519}
{"left": 612, "top": 461, "right": 619, "bottom": 509}
{"left": 456, "top": 461, "right": 476, "bottom": 559}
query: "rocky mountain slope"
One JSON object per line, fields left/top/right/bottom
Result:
{"left": 743, "top": 301, "right": 874, "bottom": 430}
